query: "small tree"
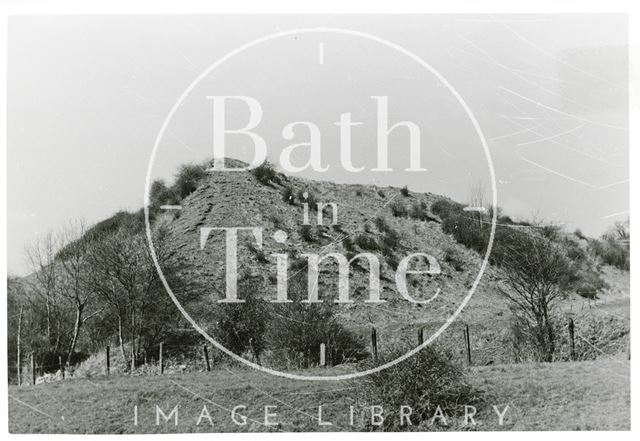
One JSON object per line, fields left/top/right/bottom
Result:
{"left": 214, "top": 274, "right": 269, "bottom": 363}
{"left": 498, "top": 231, "right": 575, "bottom": 362}
{"left": 7, "top": 277, "right": 26, "bottom": 384}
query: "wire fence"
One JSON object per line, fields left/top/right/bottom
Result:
{"left": 16, "top": 312, "right": 629, "bottom": 386}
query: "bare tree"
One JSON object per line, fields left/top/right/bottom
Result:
{"left": 468, "top": 181, "right": 486, "bottom": 232}
{"left": 498, "top": 230, "right": 574, "bottom": 362}
{"left": 87, "top": 230, "right": 138, "bottom": 366}
{"left": 56, "top": 220, "right": 96, "bottom": 364}
{"left": 603, "top": 218, "right": 630, "bottom": 243}
{"left": 8, "top": 276, "right": 31, "bottom": 385}
{"left": 86, "top": 225, "right": 186, "bottom": 368}
{"left": 25, "top": 232, "right": 61, "bottom": 351}
{"left": 16, "top": 304, "right": 23, "bottom": 385}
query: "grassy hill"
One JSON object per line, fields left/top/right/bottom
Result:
{"left": 19, "top": 158, "right": 626, "bottom": 376}
{"left": 159, "top": 160, "right": 503, "bottom": 358}
{"left": 141, "top": 159, "right": 627, "bottom": 367}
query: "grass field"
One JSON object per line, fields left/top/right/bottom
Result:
{"left": 8, "top": 357, "right": 629, "bottom": 433}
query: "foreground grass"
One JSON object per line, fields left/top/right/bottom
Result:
{"left": 8, "top": 358, "right": 629, "bottom": 433}
{"left": 471, "top": 358, "right": 629, "bottom": 430}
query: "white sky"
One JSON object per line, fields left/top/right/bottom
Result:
{"left": 7, "top": 14, "right": 629, "bottom": 275}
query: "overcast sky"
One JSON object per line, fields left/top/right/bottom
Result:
{"left": 7, "top": 14, "right": 628, "bottom": 275}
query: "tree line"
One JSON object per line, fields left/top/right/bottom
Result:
{"left": 7, "top": 215, "right": 193, "bottom": 384}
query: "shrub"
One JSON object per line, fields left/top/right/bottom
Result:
{"left": 290, "top": 255, "right": 309, "bottom": 271}
{"left": 300, "top": 225, "right": 315, "bottom": 242}
{"left": 266, "top": 274, "right": 367, "bottom": 368}
{"left": 374, "top": 216, "right": 390, "bottom": 233}
{"left": 589, "top": 237, "right": 630, "bottom": 270}
{"left": 575, "top": 270, "right": 608, "bottom": 299}
{"left": 251, "top": 160, "right": 279, "bottom": 185}
{"left": 556, "top": 314, "right": 629, "bottom": 361}
{"left": 390, "top": 201, "right": 408, "bottom": 218}
{"left": 431, "top": 199, "right": 462, "bottom": 219}
{"left": 343, "top": 236, "right": 356, "bottom": 252}
{"left": 355, "top": 233, "right": 380, "bottom": 251}
{"left": 267, "top": 306, "right": 367, "bottom": 368}
{"left": 433, "top": 199, "right": 526, "bottom": 266}
{"left": 282, "top": 186, "right": 296, "bottom": 205}
{"left": 562, "top": 236, "right": 589, "bottom": 264}
{"left": 510, "top": 312, "right": 628, "bottom": 363}
{"left": 149, "top": 179, "right": 178, "bottom": 209}
{"left": 380, "top": 244, "right": 394, "bottom": 257}
{"left": 400, "top": 185, "right": 410, "bottom": 197}
{"left": 540, "top": 224, "right": 562, "bottom": 241}
{"left": 385, "top": 254, "right": 399, "bottom": 270}
{"left": 174, "top": 163, "right": 207, "bottom": 199}
{"left": 444, "top": 247, "right": 465, "bottom": 271}
{"left": 409, "top": 200, "right": 433, "bottom": 221}
{"left": 377, "top": 189, "right": 386, "bottom": 198}
{"left": 247, "top": 242, "right": 269, "bottom": 263}
{"left": 441, "top": 213, "right": 489, "bottom": 254}
{"left": 356, "top": 345, "right": 484, "bottom": 430}
{"left": 267, "top": 213, "right": 287, "bottom": 230}
{"left": 215, "top": 275, "right": 269, "bottom": 362}
{"left": 382, "top": 228, "right": 401, "bottom": 250}
{"left": 499, "top": 215, "right": 515, "bottom": 224}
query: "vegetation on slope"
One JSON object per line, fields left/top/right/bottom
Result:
{"left": 6, "top": 158, "right": 630, "bottom": 386}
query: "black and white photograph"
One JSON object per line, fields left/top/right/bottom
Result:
{"left": 1, "top": 2, "right": 634, "bottom": 435}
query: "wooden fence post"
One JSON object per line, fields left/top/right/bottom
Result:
{"left": 464, "top": 324, "right": 472, "bottom": 365}
{"left": 418, "top": 327, "right": 424, "bottom": 345}
{"left": 131, "top": 344, "right": 135, "bottom": 375}
{"left": 569, "top": 318, "right": 576, "bottom": 361}
{"left": 371, "top": 328, "right": 378, "bottom": 362}
{"left": 320, "top": 343, "right": 326, "bottom": 367}
{"left": 17, "top": 305, "right": 23, "bottom": 386}
{"left": 31, "top": 353, "right": 36, "bottom": 385}
{"left": 159, "top": 342, "right": 164, "bottom": 375}
{"left": 248, "top": 337, "right": 261, "bottom": 365}
{"left": 106, "top": 345, "right": 110, "bottom": 377}
{"left": 203, "top": 345, "right": 211, "bottom": 372}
